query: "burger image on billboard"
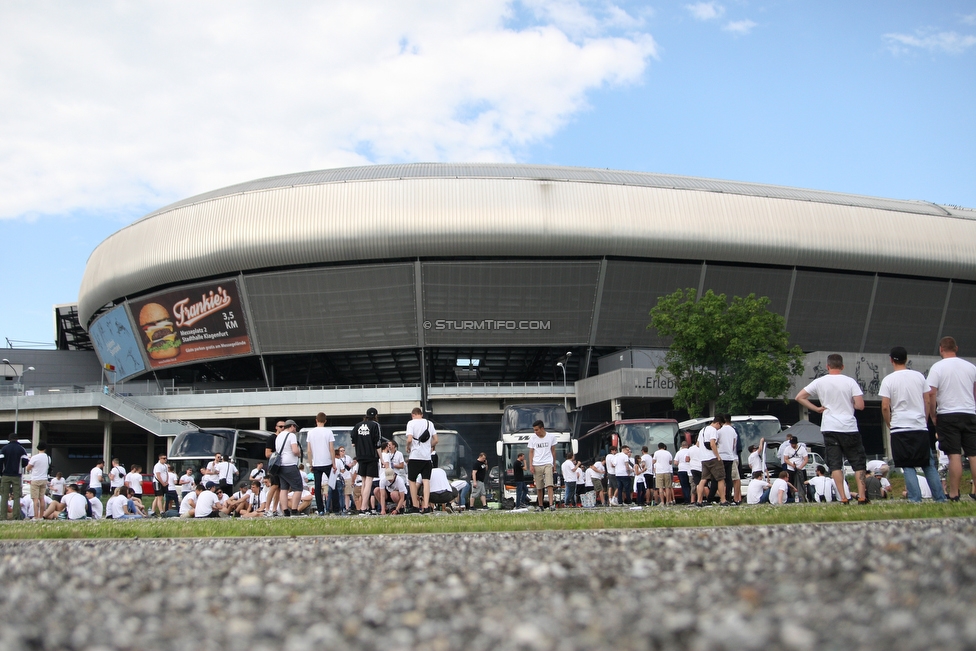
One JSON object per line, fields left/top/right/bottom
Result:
{"left": 138, "top": 303, "right": 181, "bottom": 360}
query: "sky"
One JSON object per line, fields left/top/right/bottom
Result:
{"left": 1, "top": 1, "right": 974, "bottom": 347}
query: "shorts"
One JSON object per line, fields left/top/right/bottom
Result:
{"left": 30, "top": 480, "right": 48, "bottom": 499}
{"left": 470, "top": 482, "right": 485, "bottom": 499}
{"left": 891, "top": 429, "right": 932, "bottom": 468}
{"left": 358, "top": 459, "right": 379, "bottom": 479}
{"left": 700, "top": 458, "right": 726, "bottom": 484}
{"left": 591, "top": 477, "right": 604, "bottom": 491}
{"left": 691, "top": 470, "right": 702, "bottom": 486}
{"left": 277, "top": 465, "right": 304, "bottom": 492}
{"left": 267, "top": 470, "right": 280, "bottom": 487}
{"left": 823, "top": 431, "right": 866, "bottom": 472}
{"left": 532, "top": 464, "right": 554, "bottom": 489}
{"left": 935, "top": 412, "right": 976, "bottom": 457}
{"left": 407, "top": 459, "right": 432, "bottom": 481}
{"left": 343, "top": 479, "right": 354, "bottom": 496}
{"left": 655, "top": 473, "right": 671, "bottom": 490}
{"left": 154, "top": 484, "right": 166, "bottom": 496}
{"left": 731, "top": 460, "right": 740, "bottom": 481}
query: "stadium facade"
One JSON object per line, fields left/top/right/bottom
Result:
{"left": 4, "top": 163, "right": 976, "bottom": 471}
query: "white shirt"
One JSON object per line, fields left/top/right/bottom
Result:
{"left": 809, "top": 475, "right": 835, "bottom": 502}
{"left": 50, "top": 477, "right": 66, "bottom": 496}
{"left": 528, "top": 432, "right": 557, "bottom": 466}
{"left": 613, "top": 452, "right": 632, "bottom": 477}
{"left": 89, "top": 466, "right": 104, "bottom": 487}
{"left": 584, "top": 468, "right": 598, "bottom": 487}
{"left": 62, "top": 491, "right": 89, "bottom": 519}
{"left": 306, "top": 426, "right": 336, "bottom": 467}
{"left": 179, "top": 473, "right": 195, "bottom": 493}
{"left": 769, "top": 478, "right": 790, "bottom": 504}
{"left": 746, "top": 478, "right": 770, "bottom": 504}
{"left": 641, "top": 453, "right": 654, "bottom": 476}
{"left": 275, "top": 431, "right": 300, "bottom": 466}
{"left": 379, "top": 474, "right": 406, "bottom": 493}
{"left": 153, "top": 461, "right": 169, "bottom": 486}
{"left": 802, "top": 374, "right": 863, "bottom": 432}
{"left": 109, "top": 465, "right": 126, "bottom": 488}
{"left": 879, "top": 369, "right": 929, "bottom": 431}
{"left": 125, "top": 471, "right": 143, "bottom": 494}
{"left": 748, "top": 449, "right": 764, "bottom": 473}
{"left": 674, "top": 447, "right": 692, "bottom": 473}
{"left": 88, "top": 497, "right": 103, "bottom": 520}
{"left": 406, "top": 418, "right": 436, "bottom": 461}
{"left": 782, "top": 444, "right": 808, "bottom": 470}
{"left": 28, "top": 453, "right": 50, "bottom": 481}
{"left": 389, "top": 450, "right": 406, "bottom": 479}
{"left": 653, "top": 449, "right": 673, "bottom": 475}
{"left": 591, "top": 461, "right": 605, "bottom": 478}
{"left": 194, "top": 490, "right": 218, "bottom": 517}
{"left": 927, "top": 356, "right": 976, "bottom": 414}
{"left": 865, "top": 459, "right": 887, "bottom": 474}
{"left": 604, "top": 453, "right": 616, "bottom": 476}
{"left": 716, "top": 425, "right": 737, "bottom": 462}
{"left": 106, "top": 494, "right": 128, "bottom": 518}
{"left": 699, "top": 426, "right": 718, "bottom": 462}
{"left": 167, "top": 471, "right": 178, "bottom": 491}
{"left": 179, "top": 491, "right": 197, "bottom": 516}
{"left": 429, "top": 467, "right": 451, "bottom": 493}
{"left": 339, "top": 455, "right": 353, "bottom": 481}
{"left": 687, "top": 444, "right": 702, "bottom": 471}
{"left": 561, "top": 459, "right": 578, "bottom": 483}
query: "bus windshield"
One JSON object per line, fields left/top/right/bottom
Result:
{"left": 500, "top": 441, "right": 573, "bottom": 483}
{"left": 616, "top": 422, "right": 679, "bottom": 453}
{"left": 501, "top": 405, "right": 570, "bottom": 435}
{"left": 170, "top": 429, "right": 235, "bottom": 458}
{"left": 732, "top": 419, "right": 782, "bottom": 453}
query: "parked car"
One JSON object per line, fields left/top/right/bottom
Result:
{"left": 64, "top": 473, "right": 90, "bottom": 491}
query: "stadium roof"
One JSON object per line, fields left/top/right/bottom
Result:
{"left": 80, "top": 163, "right": 976, "bottom": 327}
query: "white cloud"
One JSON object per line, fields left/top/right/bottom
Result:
{"left": 686, "top": 2, "right": 725, "bottom": 21}
{"left": 723, "top": 19, "right": 757, "bottom": 35}
{"left": 884, "top": 30, "right": 976, "bottom": 55}
{"left": 962, "top": 13, "right": 976, "bottom": 26}
{"left": 0, "top": 1, "right": 657, "bottom": 220}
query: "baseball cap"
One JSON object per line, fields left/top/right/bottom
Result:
{"left": 205, "top": 482, "right": 217, "bottom": 489}
{"left": 366, "top": 407, "right": 378, "bottom": 417}
{"left": 889, "top": 346, "right": 908, "bottom": 364}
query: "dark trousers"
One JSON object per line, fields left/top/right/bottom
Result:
{"left": 616, "top": 476, "right": 633, "bottom": 504}
{"left": 723, "top": 461, "right": 734, "bottom": 502}
{"left": 312, "top": 466, "right": 331, "bottom": 514}
{"left": 677, "top": 471, "right": 692, "bottom": 503}
{"left": 788, "top": 469, "right": 807, "bottom": 502}
{"left": 515, "top": 481, "right": 528, "bottom": 507}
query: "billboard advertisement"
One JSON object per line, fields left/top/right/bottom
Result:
{"left": 88, "top": 304, "right": 147, "bottom": 381}
{"left": 129, "top": 279, "right": 253, "bottom": 369}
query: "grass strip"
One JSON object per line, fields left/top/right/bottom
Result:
{"left": 1, "top": 500, "right": 975, "bottom": 540}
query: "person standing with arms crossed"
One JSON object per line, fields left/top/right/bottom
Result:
{"left": 528, "top": 420, "right": 558, "bottom": 511}
{"left": 925, "top": 336, "right": 976, "bottom": 501}
{"left": 795, "top": 353, "right": 867, "bottom": 504}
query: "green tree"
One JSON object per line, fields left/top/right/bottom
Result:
{"left": 648, "top": 288, "right": 805, "bottom": 417}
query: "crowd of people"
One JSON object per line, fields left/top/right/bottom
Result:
{"left": 3, "top": 338, "right": 975, "bottom": 520}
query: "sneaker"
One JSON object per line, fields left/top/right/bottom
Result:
{"left": 421, "top": 507, "right": 433, "bottom": 514}
{"left": 549, "top": 505, "right": 556, "bottom": 511}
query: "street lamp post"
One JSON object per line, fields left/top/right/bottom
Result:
{"left": 2, "top": 359, "right": 35, "bottom": 438}
{"left": 556, "top": 351, "right": 573, "bottom": 413}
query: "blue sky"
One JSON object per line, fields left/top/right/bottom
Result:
{"left": 1, "top": 1, "right": 974, "bottom": 346}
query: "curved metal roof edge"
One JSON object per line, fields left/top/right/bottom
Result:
{"left": 132, "top": 163, "right": 968, "bottom": 226}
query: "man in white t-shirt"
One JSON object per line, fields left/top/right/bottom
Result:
{"left": 561, "top": 453, "right": 580, "bottom": 507}
{"left": 805, "top": 466, "right": 835, "bottom": 502}
{"left": 306, "top": 412, "right": 337, "bottom": 516}
{"left": 653, "top": 443, "right": 674, "bottom": 506}
{"left": 106, "top": 488, "right": 129, "bottom": 519}
{"left": 178, "top": 487, "right": 199, "bottom": 518}
{"left": 527, "top": 420, "right": 558, "bottom": 511}
{"left": 49, "top": 473, "right": 66, "bottom": 502}
{"left": 694, "top": 418, "right": 728, "bottom": 507}
{"left": 85, "top": 487, "right": 103, "bottom": 520}
{"left": 43, "top": 483, "right": 91, "bottom": 520}
{"left": 212, "top": 455, "right": 238, "bottom": 495}
{"left": 879, "top": 346, "right": 946, "bottom": 503}
{"left": 746, "top": 471, "right": 771, "bottom": 504}
{"left": 796, "top": 353, "right": 866, "bottom": 503}
{"left": 125, "top": 465, "right": 143, "bottom": 499}
{"left": 748, "top": 439, "right": 766, "bottom": 476}
{"left": 109, "top": 458, "right": 126, "bottom": 493}
{"left": 781, "top": 437, "right": 808, "bottom": 503}
{"left": 405, "top": 407, "right": 437, "bottom": 513}
{"left": 374, "top": 468, "right": 407, "bottom": 515}
{"left": 427, "top": 467, "right": 457, "bottom": 510}
{"left": 25, "top": 442, "right": 51, "bottom": 521}
{"left": 179, "top": 468, "right": 195, "bottom": 497}
{"left": 590, "top": 459, "right": 606, "bottom": 506}
{"left": 151, "top": 454, "right": 169, "bottom": 516}
{"left": 604, "top": 447, "right": 618, "bottom": 505}
{"left": 687, "top": 440, "right": 702, "bottom": 504}
{"left": 640, "top": 447, "right": 655, "bottom": 505}
{"left": 614, "top": 446, "right": 634, "bottom": 506}
{"left": 272, "top": 420, "right": 304, "bottom": 516}
{"left": 88, "top": 461, "right": 105, "bottom": 500}
{"left": 194, "top": 483, "right": 221, "bottom": 518}
{"left": 769, "top": 471, "right": 791, "bottom": 505}
{"left": 925, "top": 336, "right": 976, "bottom": 501}
{"left": 673, "top": 441, "right": 693, "bottom": 504}
{"left": 716, "top": 415, "right": 738, "bottom": 503}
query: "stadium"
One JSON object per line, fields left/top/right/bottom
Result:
{"left": 4, "top": 163, "right": 976, "bottom": 469}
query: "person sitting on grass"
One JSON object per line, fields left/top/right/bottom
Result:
{"left": 745, "top": 471, "right": 771, "bottom": 504}
{"left": 85, "top": 487, "right": 103, "bottom": 520}
{"left": 125, "top": 487, "right": 148, "bottom": 517}
{"left": 179, "top": 485, "right": 200, "bottom": 518}
{"left": 805, "top": 466, "right": 836, "bottom": 502}
{"left": 42, "top": 483, "right": 92, "bottom": 520}
{"left": 769, "top": 471, "right": 791, "bottom": 505}
{"left": 194, "top": 483, "right": 221, "bottom": 518}
{"left": 239, "top": 481, "right": 265, "bottom": 518}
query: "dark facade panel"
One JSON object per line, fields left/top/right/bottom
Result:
{"left": 941, "top": 282, "right": 976, "bottom": 353}
{"left": 702, "top": 264, "right": 793, "bottom": 316}
{"left": 787, "top": 270, "right": 875, "bottom": 352}
{"left": 422, "top": 261, "right": 600, "bottom": 346}
{"left": 244, "top": 264, "right": 417, "bottom": 353}
{"left": 595, "top": 260, "right": 702, "bottom": 347}
{"left": 864, "top": 277, "right": 947, "bottom": 355}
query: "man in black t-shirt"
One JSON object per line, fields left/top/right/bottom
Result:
{"left": 513, "top": 452, "right": 527, "bottom": 508}
{"left": 352, "top": 407, "right": 383, "bottom": 514}
{"left": 470, "top": 452, "right": 488, "bottom": 509}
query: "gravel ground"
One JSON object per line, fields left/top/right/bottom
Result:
{"left": 1, "top": 518, "right": 974, "bottom": 651}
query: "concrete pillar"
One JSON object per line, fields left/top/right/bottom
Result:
{"left": 103, "top": 421, "right": 112, "bottom": 467}
{"left": 611, "top": 399, "right": 623, "bottom": 422}
{"left": 32, "top": 420, "right": 41, "bottom": 453}
{"left": 799, "top": 406, "right": 810, "bottom": 422}
{"left": 146, "top": 432, "right": 155, "bottom": 471}
{"left": 259, "top": 416, "right": 267, "bottom": 431}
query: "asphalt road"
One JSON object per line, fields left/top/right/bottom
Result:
{"left": 1, "top": 518, "right": 974, "bottom": 651}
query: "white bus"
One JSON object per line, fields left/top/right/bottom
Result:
{"left": 495, "top": 404, "right": 577, "bottom": 506}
